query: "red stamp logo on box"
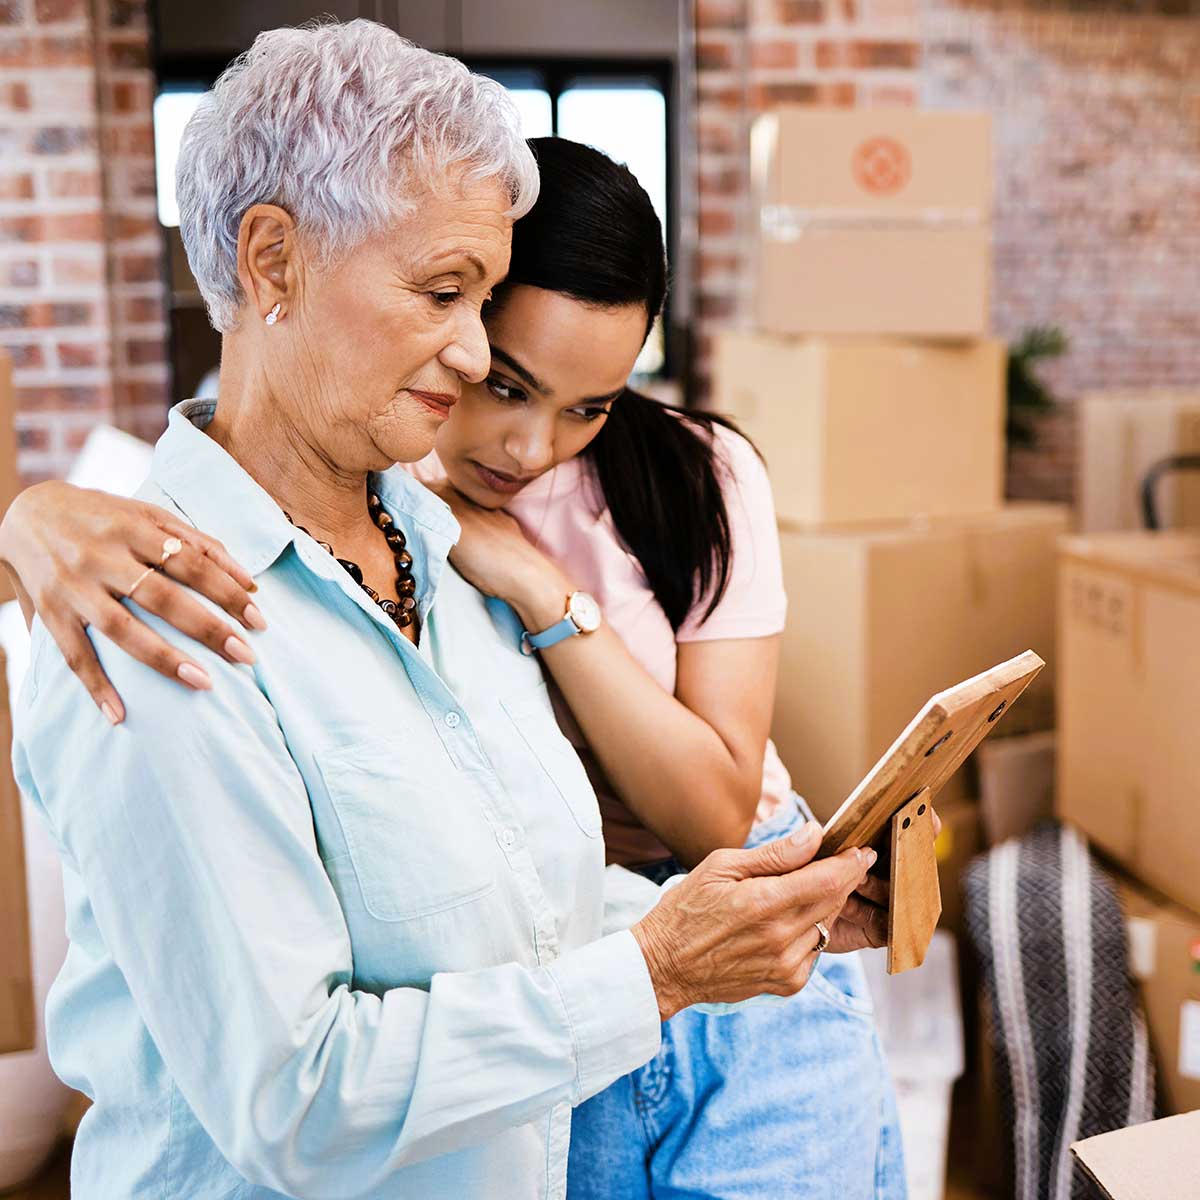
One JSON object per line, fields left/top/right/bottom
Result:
{"left": 852, "top": 137, "right": 912, "bottom": 196}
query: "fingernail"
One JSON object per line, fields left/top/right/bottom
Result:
{"left": 865, "top": 849, "right": 878, "bottom": 868}
{"left": 246, "top": 579, "right": 258, "bottom": 593}
{"left": 791, "top": 820, "right": 820, "bottom": 846}
{"left": 177, "top": 662, "right": 212, "bottom": 690}
{"left": 100, "top": 701, "right": 121, "bottom": 726}
{"left": 224, "top": 636, "right": 256, "bottom": 665}
{"left": 242, "top": 602, "right": 267, "bottom": 631}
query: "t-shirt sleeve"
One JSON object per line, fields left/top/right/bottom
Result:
{"left": 676, "top": 423, "right": 787, "bottom": 643}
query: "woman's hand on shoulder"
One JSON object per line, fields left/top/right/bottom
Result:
{"left": 432, "top": 483, "right": 570, "bottom": 629}
{"left": 0, "top": 481, "right": 265, "bottom": 723}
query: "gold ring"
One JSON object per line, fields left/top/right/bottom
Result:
{"left": 814, "top": 920, "right": 831, "bottom": 955}
{"left": 158, "top": 536, "right": 184, "bottom": 566}
{"left": 126, "top": 565, "right": 157, "bottom": 600}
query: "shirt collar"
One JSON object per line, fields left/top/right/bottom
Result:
{"left": 151, "top": 400, "right": 461, "bottom": 593}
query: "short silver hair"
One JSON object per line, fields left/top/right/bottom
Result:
{"left": 176, "top": 20, "right": 539, "bottom": 332}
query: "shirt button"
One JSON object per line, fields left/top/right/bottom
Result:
{"left": 501, "top": 829, "right": 516, "bottom": 849}
{"left": 444, "top": 711, "right": 461, "bottom": 729}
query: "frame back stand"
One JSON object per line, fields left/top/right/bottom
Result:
{"left": 886, "top": 786, "right": 941, "bottom": 974}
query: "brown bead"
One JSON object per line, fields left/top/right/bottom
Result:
{"left": 376, "top": 511, "right": 393, "bottom": 529}
{"left": 396, "top": 550, "right": 413, "bottom": 570}
{"left": 384, "top": 528, "right": 406, "bottom": 550}
{"left": 397, "top": 576, "right": 416, "bottom": 597}
{"left": 401, "top": 596, "right": 416, "bottom": 611}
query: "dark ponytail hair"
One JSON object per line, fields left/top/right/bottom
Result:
{"left": 498, "top": 136, "right": 748, "bottom": 632}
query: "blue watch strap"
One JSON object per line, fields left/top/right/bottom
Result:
{"left": 521, "top": 614, "right": 579, "bottom": 655}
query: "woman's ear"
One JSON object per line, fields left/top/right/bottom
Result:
{"left": 236, "top": 204, "right": 298, "bottom": 324}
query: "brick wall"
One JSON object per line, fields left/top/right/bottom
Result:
{"left": 923, "top": 3, "right": 1200, "bottom": 502}
{"left": 691, "top": 0, "right": 1200, "bottom": 504}
{"left": 0, "top": 0, "right": 167, "bottom": 484}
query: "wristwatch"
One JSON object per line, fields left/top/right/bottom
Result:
{"left": 520, "top": 591, "right": 602, "bottom": 655}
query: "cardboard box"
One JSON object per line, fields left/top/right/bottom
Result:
{"left": 1057, "top": 532, "right": 1200, "bottom": 913}
{"left": 976, "top": 730, "right": 1056, "bottom": 847}
{"left": 712, "top": 333, "right": 1005, "bottom": 526}
{"left": 0, "top": 353, "right": 20, "bottom": 605}
{"left": 934, "top": 797, "right": 983, "bottom": 938}
{"left": 750, "top": 109, "right": 991, "bottom": 337}
{"left": 0, "top": 646, "right": 33, "bottom": 1054}
{"left": 775, "top": 503, "right": 1068, "bottom": 821}
{"left": 1071, "top": 1111, "right": 1200, "bottom": 1200}
{"left": 1079, "top": 391, "right": 1200, "bottom": 534}
{"left": 1119, "top": 880, "right": 1200, "bottom": 1117}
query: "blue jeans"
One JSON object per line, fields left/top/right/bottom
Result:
{"left": 567, "top": 797, "right": 907, "bottom": 1200}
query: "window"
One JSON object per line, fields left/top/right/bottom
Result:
{"left": 471, "top": 62, "right": 673, "bottom": 376}
{"left": 153, "top": 87, "right": 207, "bottom": 228}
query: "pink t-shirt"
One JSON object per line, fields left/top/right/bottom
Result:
{"left": 411, "top": 424, "right": 792, "bottom": 865}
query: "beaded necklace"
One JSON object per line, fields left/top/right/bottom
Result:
{"left": 285, "top": 491, "right": 417, "bottom": 630}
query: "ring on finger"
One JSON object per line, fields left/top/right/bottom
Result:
{"left": 158, "top": 536, "right": 184, "bottom": 567}
{"left": 813, "top": 920, "right": 831, "bottom": 955}
{"left": 126, "top": 564, "right": 157, "bottom": 600}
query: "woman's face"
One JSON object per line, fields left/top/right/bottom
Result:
{"left": 434, "top": 285, "right": 649, "bottom": 508}
{"left": 281, "top": 172, "right": 513, "bottom": 470}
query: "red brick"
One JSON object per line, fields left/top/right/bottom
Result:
{"left": 125, "top": 337, "right": 164, "bottom": 365}
{"left": 57, "top": 340, "right": 105, "bottom": 367}
{"left": 0, "top": 80, "right": 31, "bottom": 110}
{"left": 46, "top": 168, "right": 100, "bottom": 197}
{"left": 698, "top": 207, "right": 736, "bottom": 237}
{"left": 122, "top": 294, "right": 163, "bottom": 324}
{"left": 33, "top": 34, "right": 90, "bottom": 65}
{"left": 747, "top": 80, "right": 820, "bottom": 109}
{"left": 0, "top": 258, "right": 38, "bottom": 287}
{"left": 3, "top": 343, "right": 45, "bottom": 369}
{"left": 696, "top": 0, "right": 745, "bottom": 31}
{"left": 111, "top": 214, "right": 157, "bottom": 239}
{"left": 52, "top": 253, "right": 102, "bottom": 284}
{"left": 118, "top": 252, "right": 160, "bottom": 283}
{"left": 32, "top": 124, "right": 95, "bottom": 154}
{"left": 0, "top": 38, "right": 31, "bottom": 66}
{"left": 698, "top": 293, "right": 737, "bottom": 319}
{"left": 698, "top": 165, "right": 743, "bottom": 197}
{"left": 750, "top": 40, "right": 799, "bottom": 70}
{"left": 0, "top": 216, "right": 40, "bottom": 243}
{"left": 43, "top": 211, "right": 104, "bottom": 241}
{"left": 34, "top": 0, "right": 84, "bottom": 21}
{"left": 0, "top": 171, "right": 35, "bottom": 199}
{"left": 780, "top": 0, "right": 825, "bottom": 20}
{"left": 696, "top": 37, "right": 735, "bottom": 71}
{"left": 697, "top": 120, "right": 737, "bottom": 155}
{"left": 17, "top": 426, "right": 51, "bottom": 452}
{"left": 815, "top": 39, "right": 841, "bottom": 68}
{"left": 848, "top": 39, "right": 920, "bottom": 69}
{"left": 0, "top": 0, "right": 25, "bottom": 24}
{"left": 105, "top": 36, "right": 147, "bottom": 68}
{"left": 14, "top": 384, "right": 108, "bottom": 410}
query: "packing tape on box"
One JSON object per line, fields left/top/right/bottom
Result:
{"left": 760, "top": 204, "right": 987, "bottom": 241}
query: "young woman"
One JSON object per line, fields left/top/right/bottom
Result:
{"left": 0, "top": 138, "right": 905, "bottom": 1197}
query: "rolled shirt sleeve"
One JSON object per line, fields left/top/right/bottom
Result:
{"left": 15, "top": 608, "right": 661, "bottom": 1198}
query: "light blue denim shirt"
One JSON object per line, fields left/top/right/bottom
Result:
{"left": 13, "top": 399, "right": 664, "bottom": 1199}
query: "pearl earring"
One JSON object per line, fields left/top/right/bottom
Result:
{"left": 265, "top": 302, "right": 282, "bottom": 326}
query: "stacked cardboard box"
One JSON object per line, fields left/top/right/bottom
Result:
{"left": 1078, "top": 391, "right": 1200, "bottom": 534}
{"left": 1055, "top": 531, "right": 1200, "bottom": 1117}
{"left": 715, "top": 112, "right": 1068, "bottom": 1200}
{"left": 714, "top": 109, "right": 1064, "bottom": 829}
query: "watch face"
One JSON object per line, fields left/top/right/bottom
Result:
{"left": 568, "top": 591, "right": 602, "bottom": 633}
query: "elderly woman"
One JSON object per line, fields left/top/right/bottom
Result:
{"left": 12, "top": 21, "right": 879, "bottom": 1200}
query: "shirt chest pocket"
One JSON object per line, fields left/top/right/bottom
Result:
{"left": 500, "top": 690, "right": 602, "bottom": 838}
{"left": 315, "top": 739, "right": 499, "bottom": 922}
